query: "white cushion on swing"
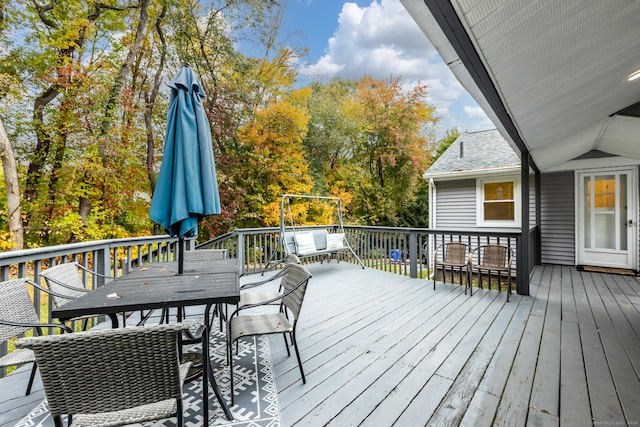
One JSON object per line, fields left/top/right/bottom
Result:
{"left": 326, "top": 233, "right": 345, "bottom": 250}
{"left": 295, "top": 232, "right": 316, "bottom": 255}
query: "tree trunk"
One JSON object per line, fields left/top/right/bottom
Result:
{"left": 0, "top": 116, "right": 24, "bottom": 249}
{"left": 144, "top": 5, "right": 167, "bottom": 197}
{"left": 87, "top": 0, "right": 150, "bottom": 211}
{"left": 98, "top": 0, "right": 151, "bottom": 150}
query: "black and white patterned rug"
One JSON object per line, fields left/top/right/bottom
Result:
{"left": 16, "top": 330, "right": 281, "bottom": 427}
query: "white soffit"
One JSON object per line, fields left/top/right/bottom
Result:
{"left": 401, "top": 0, "right": 640, "bottom": 171}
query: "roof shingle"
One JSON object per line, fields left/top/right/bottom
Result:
{"left": 424, "top": 129, "right": 520, "bottom": 178}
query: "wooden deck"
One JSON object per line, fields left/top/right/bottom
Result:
{"left": 2, "top": 262, "right": 640, "bottom": 426}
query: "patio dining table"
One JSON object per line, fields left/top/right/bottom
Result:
{"left": 51, "top": 258, "right": 240, "bottom": 422}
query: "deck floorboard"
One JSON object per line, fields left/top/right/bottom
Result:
{"left": 2, "top": 262, "right": 640, "bottom": 426}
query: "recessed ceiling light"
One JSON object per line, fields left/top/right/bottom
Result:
{"left": 628, "top": 69, "right": 640, "bottom": 81}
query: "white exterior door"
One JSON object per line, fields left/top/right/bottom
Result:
{"left": 577, "top": 168, "right": 637, "bottom": 269}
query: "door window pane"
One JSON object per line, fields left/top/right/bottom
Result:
{"left": 584, "top": 176, "right": 591, "bottom": 248}
{"left": 620, "top": 174, "right": 627, "bottom": 250}
{"left": 594, "top": 175, "right": 615, "bottom": 250}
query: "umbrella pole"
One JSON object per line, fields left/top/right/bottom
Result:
{"left": 178, "top": 237, "right": 184, "bottom": 275}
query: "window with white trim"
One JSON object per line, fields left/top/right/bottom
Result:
{"left": 476, "top": 176, "right": 521, "bottom": 227}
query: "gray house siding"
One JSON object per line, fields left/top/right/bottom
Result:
{"left": 540, "top": 171, "right": 575, "bottom": 265}
{"left": 433, "top": 172, "right": 576, "bottom": 266}
{"left": 434, "top": 179, "right": 476, "bottom": 228}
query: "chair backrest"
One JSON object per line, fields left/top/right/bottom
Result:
{"left": 285, "top": 253, "right": 300, "bottom": 264}
{"left": 478, "top": 245, "right": 512, "bottom": 269}
{"left": 40, "top": 263, "right": 87, "bottom": 307}
{"left": 441, "top": 242, "right": 470, "bottom": 264}
{"left": 0, "top": 278, "right": 40, "bottom": 344}
{"left": 15, "top": 323, "right": 187, "bottom": 417}
{"left": 183, "top": 248, "right": 227, "bottom": 261}
{"left": 280, "top": 264, "right": 312, "bottom": 320}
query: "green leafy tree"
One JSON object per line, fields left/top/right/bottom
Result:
{"left": 304, "top": 79, "right": 357, "bottom": 196}
{"left": 344, "top": 76, "right": 437, "bottom": 226}
{"left": 433, "top": 128, "right": 460, "bottom": 163}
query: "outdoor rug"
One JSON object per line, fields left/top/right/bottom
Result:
{"left": 16, "top": 329, "right": 281, "bottom": 427}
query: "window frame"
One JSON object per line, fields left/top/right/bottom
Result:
{"left": 476, "top": 175, "right": 521, "bottom": 227}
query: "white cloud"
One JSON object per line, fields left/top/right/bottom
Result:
{"left": 298, "top": 0, "right": 493, "bottom": 140}
{"left": 300, "top": 0, "right": 443, "bottom": 81}
{"left": 464, "top": 105, "right": 486, "bottom": 119}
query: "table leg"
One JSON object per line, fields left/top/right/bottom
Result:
{"left": 203, "top": 307, "right": 234, "bottom": 421}
{"left": 108, "top": 313, "right": 119, "bottom": 328}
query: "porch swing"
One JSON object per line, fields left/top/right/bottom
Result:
{"left": 264, "top": 194, "right": 365, "bottom": 271}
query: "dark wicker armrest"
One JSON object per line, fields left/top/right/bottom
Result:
{"left": 38, "top": 275, "right": 90, "bottom": 293}
{"left": 76, "top": 263, "right": 115, "bottom": 280}
{"left": 240, "top": 266, "right": 290, "bottom": 290}
{"left": 25, "top": 278, "right": 81, "bottom": 301}
{"left": 229, "top": 273, "right": 307, "bottom": 320}
{"left": 0, "top": 318, "right": 72, "bottom": 334}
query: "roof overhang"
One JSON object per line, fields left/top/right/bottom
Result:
{"left": 400, "top": 0, "right": 640, "bottom": 173}
{"left": 424, "top": 166, "right": 521, "bottom": 181}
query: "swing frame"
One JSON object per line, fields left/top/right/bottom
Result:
{"left": 264, "top": 194, "right": 365, "bottom": 272}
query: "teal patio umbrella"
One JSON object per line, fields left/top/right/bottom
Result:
{"left": 149, "top": 64, "right": 221, "bottom": 273}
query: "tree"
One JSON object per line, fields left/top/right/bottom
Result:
{"left": 345, "top": 76, "right": 437, "bottom": 225}
{"left": 237, "top": 86, "right": 313, "bottom": 227}
{"left": 0, "top": 116, "right": 22, "bottom": 249}
{"left": 433, "top": 128, "right": 459, "bottom": 163}
{"left": 304, "top": 79, "right": 357, "bottom": 195}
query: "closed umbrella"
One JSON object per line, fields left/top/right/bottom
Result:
{"left": 149, "top": 64, "right": 221, "bottom": 273}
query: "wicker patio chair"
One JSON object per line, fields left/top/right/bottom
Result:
{"left": 171, "top": 248, "right": 229, "bottom": 332}
{"left": 469, "top": 244, "right": 514, "bottom": 301}
{"left": 227, "top": 263, "right": 312, "bottom": 405}
{"left": 0, "top": 278, "right": 72, "bottom": 396}
{"left": 238, "top": 254, "right": 300, "bottom": 308}
{"left": 41, "top": 262, "right": 125, "bottom": 329}
{"left": 15, "top": 323, "right": 192, "bottom": 427}
{"left": 183, "top": 248, "right": 228, "bottom": 261}
{"left": 433, "top": 242, "right": 472, "bottom": 295}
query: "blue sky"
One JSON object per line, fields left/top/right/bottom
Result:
{"left": 279, "top": 0, "right": 494, "bottom": 140}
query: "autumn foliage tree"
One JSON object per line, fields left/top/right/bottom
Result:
{"left": 237, "top": 87, "right": 313, "bottom": 227}
{"left": 0, "top": 0, "right": 449, "bottom": 250}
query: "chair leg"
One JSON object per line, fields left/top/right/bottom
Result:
{"left": 291, "top": 331, "right": 306, "bottom": 384}
{"left": 229, "top": 340, "right": 235, "bottom": 406}
{"left": 176, "top": 399, "right": 184, "bottom": 427}
{"left": 433, "top": 265, "right": 438, "bottom": 290}
{"left": 282, "top": 333, "right": 291, "bottom": 356}
{"left": 26, "top": 362, "right": 37, "bottom": 395}
{"left": 53, "top": 415, "right": 65, "bottom": 427}
{"left": 218, "top": 304, "right": 225, "bottom": 332}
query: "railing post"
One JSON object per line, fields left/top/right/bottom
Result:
{"left": 95, "top": 246, "right": 110, "bottom": 287}
{"left": 518, "top": 154, "right": 531, "bottom": 295}
{"left": 409, "top": 232, "right": 418, "bottom": 278}
{"left": 237, "top": 232, "right": 245, "bottom": 276}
